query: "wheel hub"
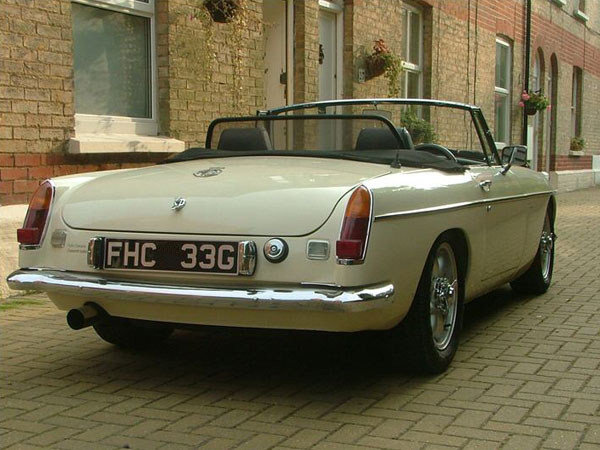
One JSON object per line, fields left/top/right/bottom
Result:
{"left": 540, "top": 231, "right": 555, "bottom": 255}
{"left": 432, "top": 277, "right": 455, "bottom": 315}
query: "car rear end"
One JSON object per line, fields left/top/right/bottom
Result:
{"left": 8, "top": 160, "right": 401, "bottom": 333}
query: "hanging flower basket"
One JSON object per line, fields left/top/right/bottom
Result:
{"left": 519, "top": 90, "right": 549, "bottom": 116}
{"left": 524, "top": 104, "right": 538, "bottom": 116}
{"left": 204, "top": 0, "right": 239, "bottom": 23}
{"left": 365, "top": 55, "right": 386, "bottom": 78}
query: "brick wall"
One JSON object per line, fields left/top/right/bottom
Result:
{"left": 0, "top": 0, "right": 174, "bottom": 205}
{"left": 162, "top": 0, "right": 265, "bottom": 147}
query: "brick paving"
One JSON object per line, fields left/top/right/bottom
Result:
{"left": 1, "top": 187, "right": 599, "bottom": 450}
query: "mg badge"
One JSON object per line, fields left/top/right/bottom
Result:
{"left": 194, "top": 167, "right": 224, "bottom": 178}
{"left": 171, "top": 197, "right": 186, "bottom": 211}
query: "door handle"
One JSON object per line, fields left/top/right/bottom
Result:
{"left": 479, "top": 180, "right": 492, "bottom": 192}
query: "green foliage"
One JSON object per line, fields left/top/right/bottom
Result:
{"left": 366, "top": 39, "right": 404, "bottom": 98}
{"left": 400, "top": 109, "right": 437, "bottom": 144}
{"left": 0, "top": 297, "right": 45, "bottom": 311}
{"left": 570, "top": 136, "right": 585, "bottom": 151}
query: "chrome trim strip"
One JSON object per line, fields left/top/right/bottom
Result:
{"left": 375, "top": 191, "right": 554, "bottom": 221}
{"left": 238, "top": 240, "right": 257, "bottom": 276}
{"left": 7, "top": 269, "right": 394, "bottom": 313}
{"left": 87, "top": 237, "right": 105, "bottom": 269}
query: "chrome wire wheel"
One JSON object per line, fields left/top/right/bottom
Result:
{"left": 429, "top": 242, "right": 459, "bottom": 351}
{"left": 540, "top": 214, "right": 554, "bottom": 281}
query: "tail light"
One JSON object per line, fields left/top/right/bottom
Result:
{"left": 336, "top": 185, "right": 372, "bottom": 264}
{"left": 17, "top": 180, "right": 54, "bottom": 247}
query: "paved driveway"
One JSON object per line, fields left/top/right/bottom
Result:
{"left": 2, "top": 187, "right": 599, "bottom": 450}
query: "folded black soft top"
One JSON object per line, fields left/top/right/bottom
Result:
{"left": 160, "top": 148, "right": 468, "bottom": 173}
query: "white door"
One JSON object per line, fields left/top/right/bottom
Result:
{"left": 318, "top": 9, "right": 340, "bottom": 150}
{"left": 263, "top": 0, "right": 287, "bottom": 110}
{"left": 319, "top": 11, "right": 337, "bottom": 102}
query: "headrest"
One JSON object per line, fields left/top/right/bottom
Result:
{"left": 217, "top": 127, "right": 273, "bottom": 151}
{"left": 355, "top": 127, "right": 414, "bottom": 150}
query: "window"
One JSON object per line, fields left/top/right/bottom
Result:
{"left": 571, "top": 67, "right": 583, "bottom": 138}
{"left": 71, "top": 0, "right": 157, "bottom": 136}
{"left": 401, "top": 3, "right": 423, "bottom": 98}
{"left": 574, "top": 0, "right": 589, "bottom": 21}
{"left": 494, "top": 37, "right": 512, "bottom": 148}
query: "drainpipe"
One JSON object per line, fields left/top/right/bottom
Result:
{"left": 522, "top": 0, "right": 532, "bottom": 145}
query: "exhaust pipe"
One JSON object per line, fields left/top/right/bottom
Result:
{"left": 67, "top": 303, "right": 102, "bottom": 330}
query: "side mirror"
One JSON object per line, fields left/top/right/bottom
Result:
{"left": 499, "top": 145, "right": 528, "bottom": 175}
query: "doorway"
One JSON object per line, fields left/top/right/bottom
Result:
{"left": 318, "top": 1, "right": 343, "bottom": 149}
{"left": 263, "top": 0, "right": 292, "bottom": 110}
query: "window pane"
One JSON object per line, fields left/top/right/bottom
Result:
{"left": 494, "top": 92, "right": 509, "bottom": 143}
{"left": 495, "top": 43, "right": 508, "bottom": 89}
{"left": 406, "top": 71, "right": 420, "bottom": 98}
{"left": 72, "top": 3, "right": 151, "bottom": 118}
{"left": 408, "top": 11, "right": 421, "bottom": 65}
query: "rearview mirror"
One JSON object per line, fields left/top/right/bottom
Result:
{"left": 499, "top": 145, "right": 528, "bottom": 175}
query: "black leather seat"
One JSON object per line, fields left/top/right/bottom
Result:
{"left": 217, "top": 128, "right": 273, "bottom": 151}
{"left": 355, "top": 127, "right": 414, "bottom": 150}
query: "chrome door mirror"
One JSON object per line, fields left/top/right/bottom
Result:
{"left": 499, "top": 145, "right": 528, "bottom": 175}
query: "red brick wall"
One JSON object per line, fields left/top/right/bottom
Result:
{"left": 0, "top": 153, "right": 167, "bottom": 205}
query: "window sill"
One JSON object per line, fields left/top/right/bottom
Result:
{"left": 574, "top": 9, "right": 589, "bottom": 22}
{"left": 550, "top": 0, "right": 566, "bottom": 7}
{"left": 569, "top": 150, "right": 585, "bottom": 157}
{"left": 69, "top": 134, "right": 185, "bottom": 154}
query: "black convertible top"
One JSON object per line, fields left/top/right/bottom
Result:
{"left": 160, "top": 148, "right": 468, "bottom": 173}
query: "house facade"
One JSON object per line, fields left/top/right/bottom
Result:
{"left": 0, "top": 0, "right": 599, "bottom": 204}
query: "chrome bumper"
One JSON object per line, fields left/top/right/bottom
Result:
{"left": 7, "top": 269, "right": 394, "bottom": 313}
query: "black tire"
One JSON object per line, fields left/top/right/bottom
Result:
{"left": 510, "top": 209, "right": 555, "bottom": 295}
{"left": 400, "top": 234, "right": 464, "bottom": 374}
{"left": 93, "top": 318, "right": 173, "bottom": 349}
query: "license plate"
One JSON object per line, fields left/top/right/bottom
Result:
{"left": 103, "top": 239, "right": 239, "bottom": 275}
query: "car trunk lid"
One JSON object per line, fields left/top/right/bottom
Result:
{"left": 61, "top": 156, "right": 389, "bottom": 236}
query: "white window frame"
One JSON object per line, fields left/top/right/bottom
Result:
{"left": 71, "top": 0, "right": 158, "bottom": 136}
{"left": 401, "top": 3, "right": 423, "bottom": 99}
{"left": 494, "top": 37, "right": 511, "bottom": 149}
{"left": 574, "top": 0, "right": 589, "bottom": 22}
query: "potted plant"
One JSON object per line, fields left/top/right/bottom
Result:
{"left": 570, "top": 137, "right": 585, "bottom": 155}
{"left": 365, "top": 39, "right": 404, "bottom": 97}
{"left": 400, "top": 108, "right": 437, "bottom": 145}
{"left": 519, "top": 90, "right": 550, "bottom": 115}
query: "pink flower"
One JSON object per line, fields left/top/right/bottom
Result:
{"left": 547, "top": 105, "right": 551, "bottom": 110}
{"left": 521, "top": 93, "right": 530, "bottom": 101}
{"left": 518, "top": 101, "right": 525, "bottom": 107}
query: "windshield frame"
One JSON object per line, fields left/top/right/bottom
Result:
{"left": 262, "top": 98, "right": 500, "bottom": 166}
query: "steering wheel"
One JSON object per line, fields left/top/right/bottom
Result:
{"left": 415, "top": 143, "right": 458, "bottom": 162}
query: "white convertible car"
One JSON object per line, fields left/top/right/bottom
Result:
{"left": 8, "top": 99, "right": 555, "bottom": 373}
